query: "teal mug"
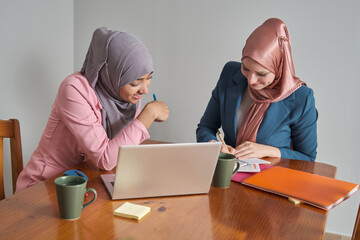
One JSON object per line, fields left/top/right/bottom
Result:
{"left": 55, "top": 175, "right": 97, "bottom": 220}
{"left": 212, "top": 152, "right": 240, "bottom": 188}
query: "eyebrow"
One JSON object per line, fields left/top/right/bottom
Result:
{"left": 137, "top": 73, "right": 153, "bottom": 80}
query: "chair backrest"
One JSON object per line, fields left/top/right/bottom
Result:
{"left": 0, "top": 119, "right": 23, "bottom": 200}
{"left": 353, "top": 203, "right": 360, "bottom": 240}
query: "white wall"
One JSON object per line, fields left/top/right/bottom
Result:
{"left": 0, "top": 0, "right": 358, "bottom": 236}
{"left": 0, "top": 0, "right": 74, "bottom": 194}
{"left": 74, "top": 0, "right": 360, "bottom": 236}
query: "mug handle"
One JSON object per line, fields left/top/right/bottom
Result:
{"left": 232, "top": 161, "right": 240, "bottom": 176}
{"left": 82, "top": 188, "right": 97, "bottom": 210}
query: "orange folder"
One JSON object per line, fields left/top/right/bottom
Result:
{"left": 242, "top": 166, "right": 359, "bottom": 210}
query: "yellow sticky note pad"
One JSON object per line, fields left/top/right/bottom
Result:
{"left": 113, "top": 202, "right": 151, "bottom": 220}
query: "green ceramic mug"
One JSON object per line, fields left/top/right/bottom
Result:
{"left": 55, "top": 175, "right": 97, "bottom": 220}
{"left": 212, "top": 152, "right": 240, "bottom": 188}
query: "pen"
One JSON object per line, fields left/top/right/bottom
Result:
{"left": 153, "top": 93, "right": 157, "bottom": 101}
{"left": 216, "top": 130, "right": 227, "bottom": 148}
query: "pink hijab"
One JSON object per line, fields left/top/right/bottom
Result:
{"left": 236, "top": 18, "right": 304, "bottom": 146}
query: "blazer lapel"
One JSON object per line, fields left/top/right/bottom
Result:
{"left": 256, "top": 96, "right": 292, "bottom": 143}
{"left": 224, "top": 70, "right": 247, "bottom": 144}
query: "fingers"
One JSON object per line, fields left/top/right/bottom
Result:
{"left": 151, "top": 101, "right": 169, "bottom": 122}
{"left": 227, "top": 145, "right": 236, "bottom": 154}
{"left": 233, "top": 141, "right": 257, "bottom": 160}
{"left": 234, "top": 152, "right": 254, "bottom": 160}
{"left": 144, "top": 101, "right": 169, "bottom": 122}
{"left": 232, "top": 141, "right": 281, "bottom": 159}
{"left": 220, "top": 145, "right": 230, "bottom": 153}
{"left": 220, "top": 145, "right": 237, "bottom": 155}
{"left": 137, "top": 101, "right": 169, "bottom": 128}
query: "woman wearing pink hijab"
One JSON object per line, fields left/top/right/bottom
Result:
{"left": 16, "top": 27, "right": 169, "bottom": 192}
{"left": 196, "top": 18, "right": 317, "bottom": 161}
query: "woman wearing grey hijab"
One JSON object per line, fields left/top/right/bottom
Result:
{"left": 16, "top": 27, "right": 169, "bottom": 192}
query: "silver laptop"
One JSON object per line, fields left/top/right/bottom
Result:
{"left": 101, "top": 142, "right": 222, "bottom": 200}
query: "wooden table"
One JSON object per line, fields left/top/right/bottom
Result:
{"left": 0, "top": 150, "right": 336, "bottom": 239}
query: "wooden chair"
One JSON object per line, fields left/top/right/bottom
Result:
{"left": 353, "top": 203, "right": 360, "bottom": 240}
{"left": 0, "top": 119, "right": 23, "bottom": 200}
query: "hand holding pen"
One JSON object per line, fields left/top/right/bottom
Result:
{"left": 151, "top": 93, "right": 169, "bottom": 122}
{"left": 136, "top": 93, "right": 169, "bottom": 129}
{"left": 216, "top": 130, "right": 249, "bottom": 167}
{"left": 216, "top": 130, "right": 232, "bottom": 153}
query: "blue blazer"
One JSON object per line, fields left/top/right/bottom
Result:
{"left": 196, "top": 61, "right": 318, "bottom": 161}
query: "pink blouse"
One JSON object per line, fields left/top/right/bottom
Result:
{"left": 16, "top": 72, "right": 149, "bottom": 192}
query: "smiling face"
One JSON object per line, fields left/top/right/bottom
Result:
{"left": 241, "top": 57, "right": 276, "bottom": 91}
{"left": 119, "top": 72, "right": 152, "bottom": 104}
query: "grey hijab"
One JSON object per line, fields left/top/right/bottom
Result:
{"left": 81, "top": 27, "right": 153, "bottom": 139}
